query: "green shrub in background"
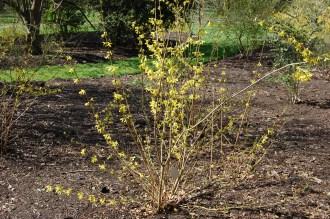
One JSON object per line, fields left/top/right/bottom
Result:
{"left": 267, "top": 0, "right": 330, "bottom": 102}
{"left": 271, "top": 0, "right": 330, "bottom": 65}
{"left": 45, "top": 1, "right": 86, "bottom": 34}
{"left": 206, "top": 0, "right": 280, "bottom": 55}
{"left": 100, "top": 0, "right": 193, "bottom": 45}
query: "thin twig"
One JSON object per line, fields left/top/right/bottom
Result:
{"left": 63, "top": 169, "right": 96, "bottom": 174}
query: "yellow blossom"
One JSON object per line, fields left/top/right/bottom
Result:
{"left": 65, "top": 56, "right": 72, "bottom": 61}
{"left": 101, "top": 32, "right": 108, "bottom": 38}
{"left": 91, "top": 155, "right": 98, "bottom": 164}
{"left": 111, "top": 141, "right": 119, "bottom": 149}
{"left": 119, "top": 104, "right": 127, "bottom": 113}
{"left": 99, "top": 198, "right": 106, "bottom": 205}
{"left": 80, "top": 148, "right": 86, "bottom": 156}
{"left": 77, "top": 191, "right": 84, "bottom": 200}
{"left": 278, "top": 30, "right": 286, "bottom": 37}
{"left": 45, "top": 185, "right": 53, "bottom": 192}
{"left": 88, "top": 195, "right": 97, "bottom": 203}
{"left": 107, "top": 199, "right": 117, "bottom": 206}
{"left": 79, "top": 89, "right": 86, "bottom": 96}
{"left": 118, "top": 151, "right": 126, "bottom": 159}
{"left": 150, "top": 100, "right": 158, "bottom": 115}
{"left": 103, "top": 41, "right": 112, "bottom": 48}
{"left": 68, "top": 68, "right": 74, "bottom": 73}
{"left": 293, "top": 68, "right": 312, "bottom": 82}
{"left": 64, "top": 188, "right": 72, "bottom": 196}
{"left": 99, "top": 163, "right": 106, "bottom": 171}
{"left": 258, "top": 20, "right": 264, "bottom": 27}
{"left": 73, "top": 79, "right": 79, "bottom": 84}
{"left": 113, "top": 93, "right": 124, "bottom": 101}
{"left": 107, "top": 65, "right": 118, "bottom": 73}
{"left": 55, "top": 185, "right": 63, "bottom": 195}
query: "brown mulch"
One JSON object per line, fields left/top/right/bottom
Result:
{"left": 0, "top": 56, "right": 329, "bottom": 218}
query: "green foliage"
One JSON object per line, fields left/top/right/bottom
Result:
{"left": 100, "top": 0, "right": 192, "bottom": 44}
{"left": 271, "top": 0, "right": 330, "bottom": 59}
{"left": 0, "top": 58, "right": 141, "bottom": 82}
{"left": 265, "top": 0, "right": 330, "bottom": 102}
{"left": 207, "top": 0, "right": 279, "bottom": 54}
{"left": 45, "top": 2, "right": 86, "bottom": 33}
{"left": 100, "top": 0, "right": 150, "bottom": 44}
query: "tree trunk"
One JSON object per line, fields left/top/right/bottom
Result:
{"left": 0, "top": 2, "right": 5, "bottom": 11}
{"left": 27, "top": 25, "right": 42, "bottom": 55}
{"left": 4, "top": 0, "right": 44, "bottom": 55}
{"left": 27, "top": 0, "right": 43, "bottom": 55}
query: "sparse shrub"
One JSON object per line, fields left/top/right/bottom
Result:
{"left": 207, "top": 0, "right": 279, "bottom": 56}
{"left": 0, "top": 68, "right": 60, "bottom": 155}
{"left": 265, "top": 22, "right": 321, "bottom": 103}
{"left": 265, "top": 0, "right": 330, "bottom": 102}
{"left": 0, "top": 25, "right": 27, "bottom": 57}
{"left": 44, "top": 1, "right": 306, "bottom": 214}
{"left": 0, "top": 69, "right": 31, "bottom": 155}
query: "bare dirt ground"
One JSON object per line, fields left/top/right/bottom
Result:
{"left": 0, "top": 56, "right": 329, "bottom": 218}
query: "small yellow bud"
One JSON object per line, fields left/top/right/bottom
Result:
{"left": 88, "top": 195, "right": 97, "bottom": 204}
{"left": 45, "top": 185, "right": 53, "bottom": 192}
{"left": 99, "top": 163, "right": 106, "bottom": 171}
{"left": 73, "top": 79, "right": 79, "bottom": 84}
{"left": 80, "top": 148, "right": 86, "bottom": 156}
{"left": 77, "top": 191, "right": 84, "bottom": 200}
{"left": 55, "top": 185, "right": 63, "bottom": 195}
{"left": 65, "top": 56, "right": 72, "bottom": 61}
{"left": 99, "top": 198, "right": 106, "bottom": 205}
{"left": 64, "top": 188, "right": 72, "bottom": 196}
{"left": 113, "top": 93, "right": 124, "bottom": 101}
{"left": 101, "top": 32, "right": 108, "bottom": 38}
{"left": 107, "top": 65, "right": 118, "bottom": 73}
{"left": 79, "top": 89, "right": 86, "bottom": 96}
{"left": 91, "top": 155, "right": 98, "bottom": 164}
{"left": 278, "top": 31, "right": 285, "bottom": 37}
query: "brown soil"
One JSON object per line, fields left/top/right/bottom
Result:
{"left": 0, "top": 56, "right": 329, "bottom": 218}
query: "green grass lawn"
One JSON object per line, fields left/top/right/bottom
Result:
{"left": 0, "top": 7, "right": 261, "bottom": 82}
{"left": 0, "top": 58, "right": 141, "bottom": 82}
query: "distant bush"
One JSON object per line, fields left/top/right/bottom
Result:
{"left": 45, "top": 2, "right": 86, "bottom": 34}
{"left": 100, "top": 0, "right": 193, "bottom": 45}
{"left": 207, "top": 0, "right": 279, "bottom": 55}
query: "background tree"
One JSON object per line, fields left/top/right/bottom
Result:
{"left": 272, "top": 0, "right": 330, "bottom": 55}
{"left": 0, "top": 2, "right": 5, "bottom": 11}
{"left": 100, "top": 0, "right": 193, "bottom": 45}
{"left": 3, "top": 0, "right": 44, "bottom": 55}
{"left": 206, "top": 0, "right": 283, "bottom": 54}
{"left": 45, "top": 0, "right": 95, "bottom": 34}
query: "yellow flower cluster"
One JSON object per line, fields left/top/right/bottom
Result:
{"left": 46, "top": 184, "right": 121, "bottom": 206}
{"left": 269, "top": 27, "right": 319, "bottom": 65}
{"left": 79, "top": 89, "right": 86, "bottom": 96}
{"left": 293, "top": 67, "right": 312, "bottom": 82}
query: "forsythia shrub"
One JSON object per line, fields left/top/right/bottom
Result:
{"left": 46, "top": 0, "right": 321, "bottom": 215}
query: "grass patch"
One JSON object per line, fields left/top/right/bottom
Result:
{"left": 0, "top": 58, "right": 140, "bottom": 82}
{"left": 0, "top": 7, "right": 259, "bottom": 82}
